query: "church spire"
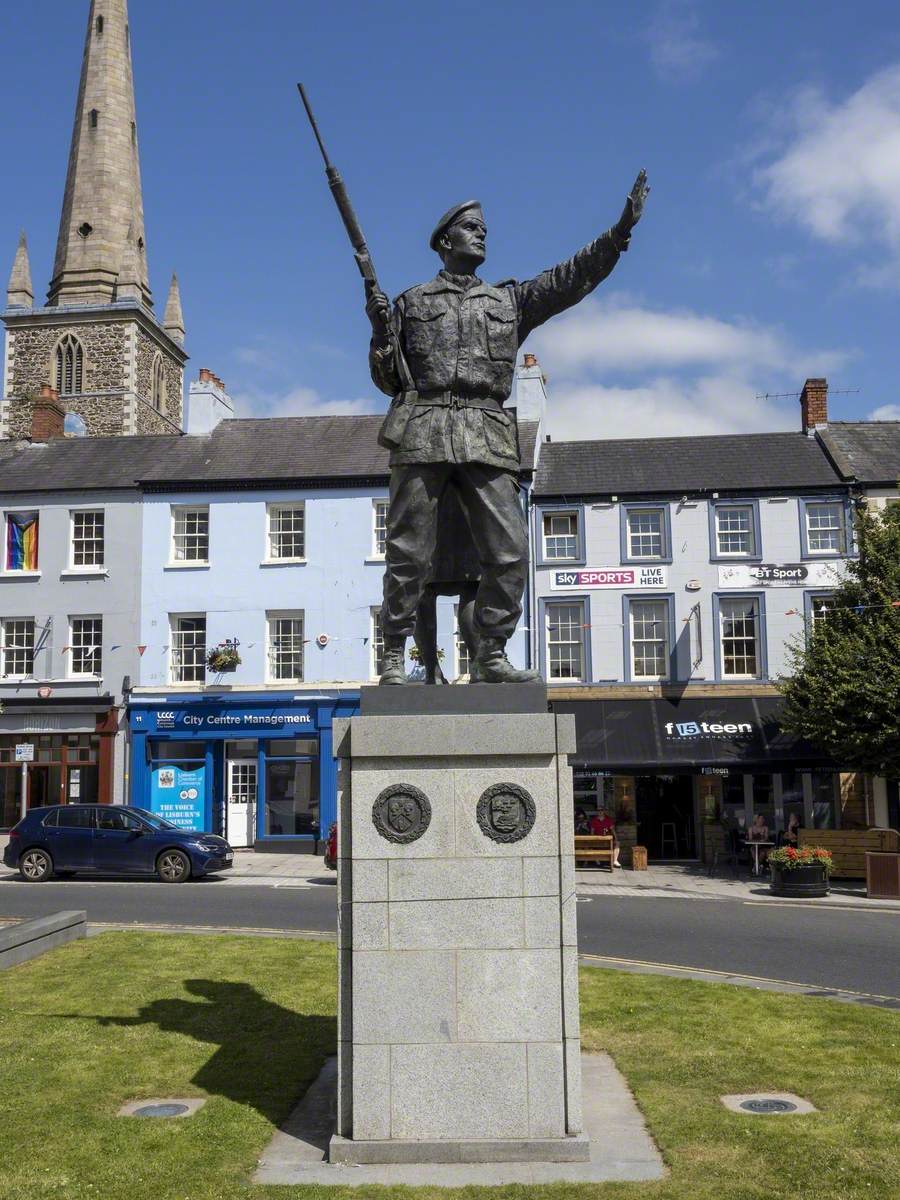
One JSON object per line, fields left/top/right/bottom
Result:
{"left": 163, "top": 273, "right": 186, "bottom": 345}
{"left": 7, "top": 231, "right": 34, "bottom": 309}
{"left": 47, "top": 0, "right": 152, "bottom": 309}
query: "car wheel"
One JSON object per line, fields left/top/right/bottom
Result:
{"left": 19, "top": 848, "right": 54, "bottom": 882}
{"left": 157, "top": 849, "right": 191, "bottom": 883}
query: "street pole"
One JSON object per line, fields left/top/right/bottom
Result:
{"left": 20, "top": 761, "right": 27, "bottom": 821}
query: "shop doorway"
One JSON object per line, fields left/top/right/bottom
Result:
{"left": 635, "top": 774, "right": 696, "bottom": 860}
{"left": 226, "top": 744, "right": 257, "bottom": 849}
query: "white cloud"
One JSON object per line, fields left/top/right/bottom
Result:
{"left": 752, "top": 65, "right": 900, "bottom": 275}
{"left": 231, "top": 383, "right": 377, "bottom": 420}
{"left": 526, "top": 295, "right": 851, "bottom": 441}
{"left": 644, "top": 1, "right": 719, "bottom": 82}
{"left": 868, "top": 404, "right": 900, "bottom": 421}
{"left": 544, "top": 375, "right": 791, "bottom": 442}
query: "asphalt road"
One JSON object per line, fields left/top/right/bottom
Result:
{"left": 2, "top": 876, "right": 898, "bottom": 1000}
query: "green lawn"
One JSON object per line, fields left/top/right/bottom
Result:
{"left": 0, "top": 932, "right": 897, "bottom": 1200}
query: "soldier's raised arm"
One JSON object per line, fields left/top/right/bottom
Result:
{"left": 515, "top": 171, "right": 649, "bottom": 342}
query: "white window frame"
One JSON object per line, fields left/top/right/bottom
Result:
{"left": 372, "top": 500, "right": 388, "bottom": 559}
{"left": 69, "top": 615, "right": 103, "bottom": 678}
{"left": 545, "top": 601, "right": 586, "bottom": 682}
{"left": 542, "top": 511, "right": 579, "bottom": 562}
{"left": 370, "top": 608, "right": 385, "bottom": 680}
{"left": 265, "top": 503, "right": 306, "bottom": 563}
{"left": 804, "top": 501, "right": 846, "bottom": 555}
{"left": 627, "top": 508, "right": 664, "bottom": 560}
{"left": 628, "top": 598, "right": 670, "bottom": 681}
{"left": 715, "top": 504, "right": 757, "bottom": 558}
{"left": 69, "top": 509, "right": 105, "bottom": 569}
{"left": 1, "top": 617, "right": 36, "bottom": 678}
{"left": 170, "top": 613, "right": 206, "bottom": 684}
{"left": 267, "top": 611, "right": 305, "bottom": 683}
{"left": 719, "top": 596, "right": 761, "bottom": 679}
{"left": 170, "top": 506, "right": 209, "bottom": 565}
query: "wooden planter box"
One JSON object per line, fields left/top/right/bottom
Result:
{"left": 770, "top": 862, "right": 829, "bottom": 898}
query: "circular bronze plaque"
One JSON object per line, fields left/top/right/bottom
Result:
{"left": 476, "top": 783, "right": 536, "bottom": 843}
{"left": 372, "top": 784, "right": 432, "bottom": 844}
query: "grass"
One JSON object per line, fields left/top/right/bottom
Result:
{"left": 0, "top": 932, "right": 896, "bottom": 1200}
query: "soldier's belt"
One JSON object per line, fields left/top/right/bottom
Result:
{"left": 415, "top": 391, "right": 504, "bottom": 412}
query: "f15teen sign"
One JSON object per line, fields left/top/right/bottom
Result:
{"left": 550, "top": 566, "right": 668, "bottom": 590}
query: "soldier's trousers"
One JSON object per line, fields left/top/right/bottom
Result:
{"left": 381, "top": 462, "right": 528, "bottom": 641}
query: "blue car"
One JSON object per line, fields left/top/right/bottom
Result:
{"left": 3, "top": 805, "right": 233, "bottom": 883}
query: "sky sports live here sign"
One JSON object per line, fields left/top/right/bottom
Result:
{"left": 550, "top": 566, "right": 668, "bottom": 591}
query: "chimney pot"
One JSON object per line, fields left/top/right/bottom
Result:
{"left": 199, "top": 368, "right": 213, "bottom": 383}
{"left": 523, "top": 353, "right": 537, "bottom": 369}
{"left": 800, "top": 377, "right": 828, "bottom": 433}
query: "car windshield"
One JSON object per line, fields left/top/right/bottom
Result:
{"left": 130, "top": 809, "right": 180, "bottom": 831}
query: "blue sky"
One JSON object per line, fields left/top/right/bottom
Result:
{"left": 3, "top": 0, "right": 900, "bottom": 438}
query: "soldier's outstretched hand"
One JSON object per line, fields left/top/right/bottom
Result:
{"left": 616, "top": 169, "right": 650, "bottom": 235}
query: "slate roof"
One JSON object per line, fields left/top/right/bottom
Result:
{"left": 533, "top": 431, "right": 843, "bottom": 498}
{"left": 817, "top": 422, "right": 900, "bottom": 485}
{"left": 0, "top": 416, "right": 539, "bottom": 493}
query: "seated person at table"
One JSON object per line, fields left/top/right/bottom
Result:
{"left": 575, "top": 809, "right": 591, "bottom": 835}
{"left": 747, "top": 812, "right": 770, "bottom": 868}
{"left": 589, "top": 806, "right": 621, "bottom": 868}
{"left": 782, "top": 812, "right": 801, "bottom": 846}
{"left": 748, "top": 813, "right": 769, "bottom": 842}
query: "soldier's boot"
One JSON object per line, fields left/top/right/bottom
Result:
{"left": 470, "top": 637, "right": 541, "bottom": 684}
{"left": 379, "top": 636, "right": 407, "bottom": 686}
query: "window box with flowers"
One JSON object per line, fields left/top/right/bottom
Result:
{"left": 768, "top": 845, "right": 832, "bottom": 898}
{"left": 206, "top": 641, "right": 241, "bottom": 674}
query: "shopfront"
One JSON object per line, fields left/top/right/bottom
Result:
{"left": 0, "top": 699, "right": 118, "bottom": 828}
{"left": 555, "top": 695, "right": 841, "bottom": 861}
{"left": 128, "top": 692, "right": 358, "bottom": 850}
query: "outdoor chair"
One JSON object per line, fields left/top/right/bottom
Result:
{"left": 707, "top": 828, "right": 742, "bottom": 878}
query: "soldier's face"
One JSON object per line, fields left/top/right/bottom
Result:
{"left": 441, "top": 215, "right": 487, "bottom": 266}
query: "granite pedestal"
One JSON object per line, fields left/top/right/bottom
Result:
{"left": 331, "top": 686, "right": 585, "bottom": 1165}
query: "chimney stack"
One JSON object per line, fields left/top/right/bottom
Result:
{"left": 800, "top": 378, "right": 828, "bottom": 433}
{"left": 31, "top": 384, "right": 66, "bottom": 441}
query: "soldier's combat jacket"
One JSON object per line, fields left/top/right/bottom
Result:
{"left": 370, "top": 228, "right": 627, "bottom": 470}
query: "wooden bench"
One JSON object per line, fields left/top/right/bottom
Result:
{"left": 798, "top": 828, "right": 900, "bottom": 878}
{"left": 574, "top": 834, "right": 614, "bottom": 870}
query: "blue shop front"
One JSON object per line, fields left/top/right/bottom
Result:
{"left": 128, "top": 692, "right": 359, "bottom": 851}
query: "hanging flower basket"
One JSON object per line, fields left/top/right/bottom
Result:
{"left": 206, "top": 643, "right": 241, "bottom": 673}
{"left": 768, "top": 845, "right": 832, "bottom": 898}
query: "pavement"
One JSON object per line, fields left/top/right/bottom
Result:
{"left": 2, "top": 834, "right": 897, "bottom": 908}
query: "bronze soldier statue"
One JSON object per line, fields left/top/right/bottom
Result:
{"left": 367, "top": 172, "right": 649, "bottom": 685}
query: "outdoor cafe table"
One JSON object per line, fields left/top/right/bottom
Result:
{"left": 744, "top": 840, "right": 775, "bottom": 876}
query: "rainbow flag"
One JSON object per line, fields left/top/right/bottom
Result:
{"left": 7, "top": 512, "right": 38, "bottom": 571}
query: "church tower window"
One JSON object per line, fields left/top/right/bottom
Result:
{"left": 96, "top": 16, "right": 104, "bottom": 35}
{"left": 55, "top": 335, "right": 84, "bottom": 396}
{"left": 152, "top": 354, "right": 166, "bottom": 414}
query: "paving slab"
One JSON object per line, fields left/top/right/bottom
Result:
{"left": 253, "top": 1050, "right": 665, "bottom": 1187}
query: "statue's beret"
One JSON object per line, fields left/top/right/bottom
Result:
{"left": 430, "top": 200, "right": 483, "bottom": 251}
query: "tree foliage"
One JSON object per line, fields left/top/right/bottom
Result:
{"left": 780, "top": 500, "right": 900, "bottom": 776}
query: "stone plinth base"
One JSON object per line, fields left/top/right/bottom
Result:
{"left": 329, "top": 1132, "right": 590, "bottom": 1165}
{"left": 332, "top": 708, "right": 581, "bottom": 1160}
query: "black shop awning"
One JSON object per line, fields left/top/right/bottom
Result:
{"left": 551, "top": 696, "right": 832, "bottom": 771}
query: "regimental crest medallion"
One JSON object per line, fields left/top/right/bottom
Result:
{"left": 372, "top": 784, "right": 432, "bottom": 844}
{"left": 476, "top": 783, "right": 536, "bottom": 843}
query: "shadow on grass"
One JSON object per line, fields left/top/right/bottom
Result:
{"left": 100, "top": 979, "right": 336, "bottom": 1123}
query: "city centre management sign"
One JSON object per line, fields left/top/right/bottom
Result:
{"left": 550, "top": 566, "right": 668, "bottom": 591}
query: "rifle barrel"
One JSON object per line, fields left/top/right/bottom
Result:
{"left": 297, "top": 83, "right": 332, "bottom": 168}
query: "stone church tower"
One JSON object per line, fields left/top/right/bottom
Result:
{"left": 1, "top": 0, "right": 187, "bottom": 439}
